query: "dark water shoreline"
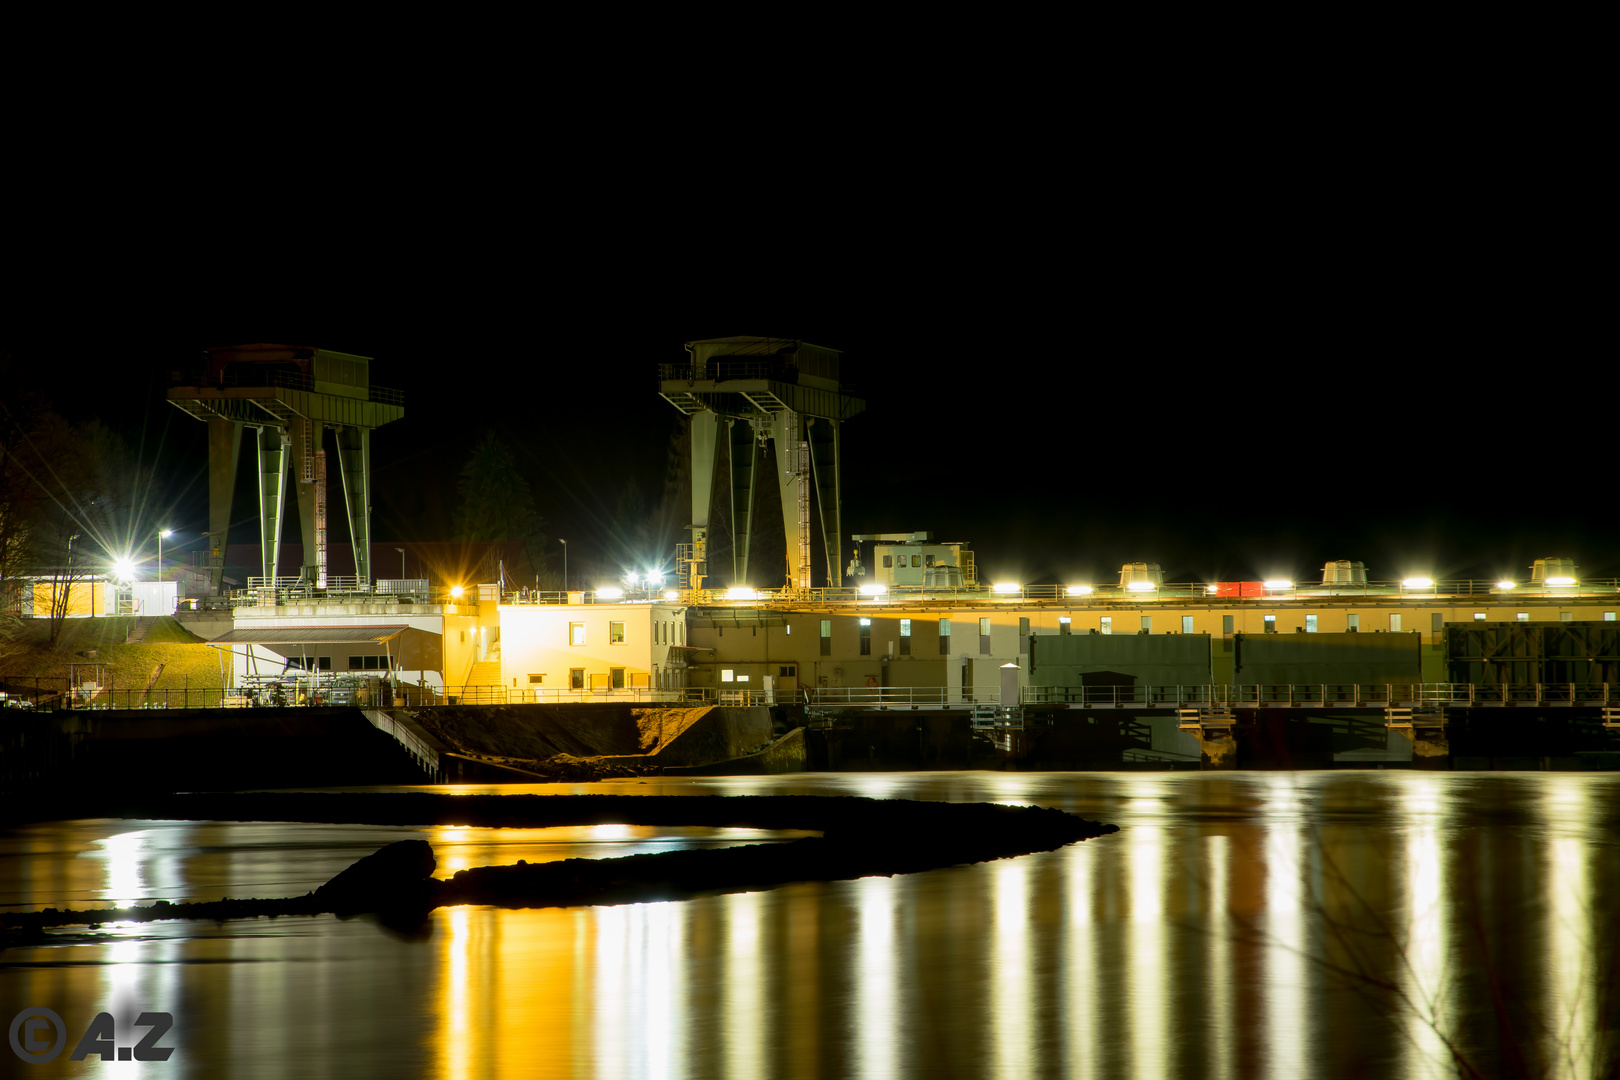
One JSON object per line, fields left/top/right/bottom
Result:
{"left": 0, "top": 793, "right": 1117, "bottom": 941}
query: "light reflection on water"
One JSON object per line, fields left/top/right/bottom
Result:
{"left": 1, "top": 772, "right": 1618, "bottom": 1078}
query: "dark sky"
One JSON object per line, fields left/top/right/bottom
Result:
{"left": 13, "top": 194, "right": 1610, "bottom": 588}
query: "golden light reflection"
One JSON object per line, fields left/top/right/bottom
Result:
{"left": 1402, "top": 774, "right": 1449, "bottom": 1078}
{"left": 1063, "top": 841, "right": 1096, "bottom": 1080}
{"left": 1264, "top": 778, "right": 1306, "bottom": 1080}
{"left": 992, "top": 857, "right": 1032, "bottom": 1080}
{"left": 1546, "top": 778, "right": 1596, "bottom": 1078}
{"left": 1129, "top": 823, "right": 1167, "bottom": 1080}
{"left": 443, "top": 906, "right": 471, "bottom": 1080}
{"left": 855, "top": 875, "right": 897, "bottom": 1080}
{"left": 724, "top": 890, "right": 765, "bottom": 1080}
{"left": 1207, "top": 834, "right": 1234, "bottom": 1080}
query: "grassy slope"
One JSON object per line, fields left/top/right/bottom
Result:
{"left": 1, "top": 617, "right": 225, "bottom": 690}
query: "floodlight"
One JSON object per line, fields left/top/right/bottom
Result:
{"left": 1495, "top": 581, "right": 1516, "bottom": 590}
{"left": 1402, "top": 577, "right": 1434, "bottom": 589}
{"left": 1065, "top": 585, "right": 1093, "bottom": 596}
{"left": 859, "top": 583, "right": 888, "bottom": 596}
{"left": 1545, "top": 576, "right": 1577, "bottom": 586}
{"left": 1126, "top": 581, "right": 1157, "bottom": 592}
{"left": 1263, "top": 580, "right": 1293, "bottom": 590}
{"left": 992, "top": 582, "right": 1021, "bottom": 594}
{"left": 450, "top": 585, "right": 464, "bottom": 599}
{"left": 725, "top": 587, "right": 758, "bottom": 601}
{"left": 597, "top": 586, "right": 624, "bottom": 599}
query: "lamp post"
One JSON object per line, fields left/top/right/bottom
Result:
{"left": 559, "top": 539, "right": 567, "bottom": 594}
{"left": 395, "top": 547, "right": 406, "bottom": 580}
{"left": 156, "top": 529, "right": 172, "bottom": 582}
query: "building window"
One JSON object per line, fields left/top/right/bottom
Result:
{"left": 1474, "top": 613, "right": 1486, "bottom": 621}
{"left": 736, "top": 674, "right": 750, "bottom": 682}
{"left": 1100, "top": 616, "right": 1112, "bottom": 635}
{"left": 882, "top": 554, "right": 893, "bottom": 568}
{"left": 779, "top": 665, "right": 795, "bottom": 678}
{"left": 785, "top": 623, "right": 792, "bottom": 635}
{"left": 1517, "top": 612, "right": 1529, "bottom": 622}
{"left": 1389, "top": 614, "right": 1402, "bottom": 632}
{"left": 721, "top": 669, "right": 734, "bottom": 682}
{"left": 820, "top": 618, "right": 832, "bottom": 657}
{"left": 1264, "top": 615, "right": 1276, "bottom": 633}
{"left": 570, "top": 668, "right": 584, "bottom": 689}
{"left": 610, "top": 621, "right": 625, "bottom": 644}
{"left": 979, "top": 617, "right": 991, "bottom": 655}
{"left": 569, "top": 623, "right": 586, "bottom": 646}
{"left": 859, "top": 620, "right": 872, "bottom": 655}
{"left": 1059, "top": 616, "right": 1072, "bottom": 635}
{"left": 1346, "top": 613, "right": 1359, "bottom": 632}
{"left": 900, "top": 618, "right": 911, "bottom": 637}
{"left": 911, "top": 554, "right": 921, "bottom": 567}
{"left": 939, "top": 618, "right": 951, "bottom": 654}
{"left": 1222, "top": 614, "right": 1234, "bottom": 635}
{"left": 1560, "top": 611, "right": 1573, "bottom": 622}
{"left": 899, "top": 618, "right": 911, "bottom": 656}
{"left": 611, "top": 668, "right": 625, "bottom": 689}
{"left": 529, "top": 674, "right": 543, "bottom": 685}
{"left": 459, "top": 630, "right": 466, "bottom": 644}
{"left": 1304, "top": 615, "right": 1316, "bottom": 633}
{"left": 1183, "top": 616, "right": 1195, "bottom": 634}
{"left": 1605, "top": 612, "right": 1616, "bottom": 622}
{"left": 925, "top": 554, "right": 936, "bottom": 567}
{"left": 1140, "top": 617, "right": 1152, "bottom": 633}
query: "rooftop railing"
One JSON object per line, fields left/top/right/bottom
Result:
{"left": 171, "top": 369, "right": 404, "bottom": 406}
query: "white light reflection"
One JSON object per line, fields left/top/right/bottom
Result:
{"left": 992, "top": 857, "right": 1033, "bottom": 1080}
{"left": 855, "top": 875, "right": 897, "bottom": 1080}
{"left": 1207, "top": 834, "right": 1233, "bottom": 1080}
{"left": 1545, "top": 781, "right": 1596, "bottom": 1077}
{"left": 596, "top": 902, "right": 684, "bottom": 1080}
{"left": 1402, "top": 774, "right": 1449, "bottom": 1077}
{"left": 724, "top": 890, "right": 765, "bottom": 1080}
{"left": 1062, "top": 840, "right": 1096, "bottom": 1080}
{"left": 1263, "top": 778, "right": 1306, "bottom": 1080}
{"left": 1129, "top": 822, "right": 1167, "bottom": 1080}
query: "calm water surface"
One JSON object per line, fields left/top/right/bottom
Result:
{"left": 2, "top": 772, "right": 1618, "bottom": 1078}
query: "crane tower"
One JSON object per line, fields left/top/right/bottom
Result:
{"left": 658, "top": 336, "right": 864, "bottom": 591}
{"left": 167, "top": 345, "right": 404, "bottom": 592}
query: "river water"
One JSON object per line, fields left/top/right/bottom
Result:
{"left": 2, "top": 772, "right": 1617, "bottom": 1078}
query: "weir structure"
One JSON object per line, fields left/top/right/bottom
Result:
{"left": 658, "top": 337, "right": 864, "bottom": 593}
{"left": 167, "top": 345, "right": 404, "bottom": 592}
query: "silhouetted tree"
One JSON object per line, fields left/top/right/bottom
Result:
{"left": 454, "top": 431, "right": 550, "bottom": 582}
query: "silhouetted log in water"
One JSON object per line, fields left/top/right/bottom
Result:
{"left": 1, "top": 796, "right": 1117, "bottom": 938}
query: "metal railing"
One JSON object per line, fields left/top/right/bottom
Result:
{"left": 171, "top": 369, "right": 404, "bottom": 406}
{"left": 3, "top": 677, "right": 1610, "bottom": 713}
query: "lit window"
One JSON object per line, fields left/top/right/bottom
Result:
{"left": 978, "top": 618, "right": 990, "bottom": 636}
{"left": 820, "top": 620, "right": 832, "bottom": 637}
{"left": 1474, "top": 613, "right": 1487, "bottom": 621}
{"left": 1183, "top": 616, "right": 1195, "bottom": 634}
{"left": 1605, "top": 612, "right": 1616, "bottom": 622}
{"left": 859, "top": 617, "right": 871, "bottom": 626}
{"left": 1346, "top": 613, "right": 1359, "bottom": 632}
{"left": 859, "top": 621, "right": 872, "bottom": 655}
{"left": 1389, "top": 614, "right": 1402, "bottom": 632}
{"left": 736, "top": 674, "right": 749, "bottom": 682}
{"left": 1100, "top": 616, "right": 1112, "bottom": 635}
{"left": 785, "top": 623, "right": 792, "bottom": 635}
{"left": 1560, "top": 612, "right": 1573, "bottom": 622}
{"left": 911, "top": 555, "right": 921, "bottom": 567}
{"left": 721, "top": 669, "right": 735, "bottom": 682}
{"left": 1140, "top": 616, "right": 1152, "bottom": 633}
{"left": 610, "top": 621, "right": 625, "bottom": 644}
{"left": 1304, "top": 615, "right": 1316, "bottom": 633}
{"left": 1264, "top": 615, "right": 1276, "bottom": 632}
{"left": 1059, "top": 617, "right": 1071, "bottom": 636}
{"left": 569, "top": 623, "right": 586, "bottom": 646}
{"left": 1516, "top": 612, "right": 1529, "bottom": 622}
{"left": 900, "top": 619, "right": 911, "bottom": 636}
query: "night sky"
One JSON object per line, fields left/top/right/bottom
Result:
{"left": 13, "top": 222, "right": 1609, "bottom": 589}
